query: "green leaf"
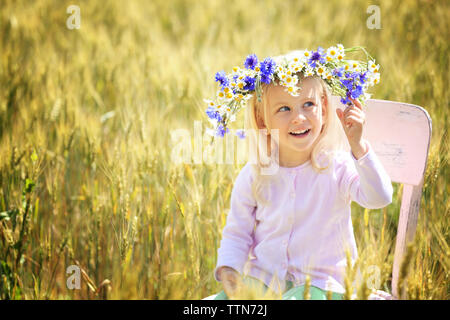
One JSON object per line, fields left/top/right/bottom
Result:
{"left": 25, "top": 179, "right": 35, "bottom": 194}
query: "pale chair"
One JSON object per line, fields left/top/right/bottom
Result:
{"left": 335, "top": 97, "right": 432, "bottom": 299}
{"left": 205, "top": 98, "right": 432, "bottom": 300}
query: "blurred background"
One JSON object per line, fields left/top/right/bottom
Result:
{"left": 0, "top": 0, "right": 448, "bottom": 299}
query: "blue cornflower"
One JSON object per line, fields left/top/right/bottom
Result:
{"left": 308, "top": 46, "right": 326, "bottom": 68}
{"left": 341, "top": 90, "right": 352, "bottom": 105}
{"left": 350, "top": 85, "right": 363, "bottom": 99}
{"left": 206, "top": 107, "right": 222, "bottom": 122}
{"left": 259, "top": 58, "right": 276, "bottom": 76}
{"left": 216, "top": 124, "right": 229, "bottom": 137}
{"left": 349, "top": 71, "right": 360, "bottom": 80}
{"left": 333, "top": 67, "right": 344, "bottom": 78}
{"left": 260, "top": 73, "right": 271, "bottom": 84}
{"left": 206, "top": 107, "right": 216, "bottom": 119}
{"left": 359, "top": 71, "right": 368, "bottom": 83}
{"left": 236, "top": 129, "right": 246, "bottom": 139}
{"left": 340, "top": 96, "right": 352, "bottom": 105}
{"left": 215, "top": 71, "right": 229, "bottom": 89}
{"left": 340, "top": 90, "right": 353, "bottom": 105}
{"left": 244, "top": 54, "right": 258, "bottom": 70}
{"left": 243, "top": 76, "right": 256, "bottom": 91}
{"left": 340, "top": 78, "right": 354, "bottom": 91}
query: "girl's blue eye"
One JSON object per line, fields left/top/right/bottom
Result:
{"left": 278, "top": 102, "right": 314, "bottom": 112}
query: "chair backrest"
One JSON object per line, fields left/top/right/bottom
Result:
{"left": 333, "top": 97, "right": 432, "bottom": 299}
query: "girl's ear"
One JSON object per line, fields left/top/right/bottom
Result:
{"left": 256, "top": 112, "right": 271, "bottom": 136}
{"left": 257, "top": 118, "right": 266, "bottom": 130}
{"left": 256, "top": 109, "right": 266, "bottom": 129}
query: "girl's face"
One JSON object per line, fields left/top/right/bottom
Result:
{"left": 262, "top": 77, "right": 327, "bottom": 167}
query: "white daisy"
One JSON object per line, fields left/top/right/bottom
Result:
{"left": 285, "top": 85, "right": 299, "bottom": 95}
{"left": 283, "top": 75, "right": 298, "bottom": 86}
{"left": 225, "top": 91, "right": 234, "bottom": 100}
{"left": 326, "top": 46, "right": 339, "bottom": 62}
{"left": 368, "top": 72, "right": 380, "bottom": 86}
{"left": 302, "top": 50, "right": 311, "bottom": 59}
{"left": 315, "top": 65, "right": 326, "bottom": 78}
{"left": 290, "top": 52, "right": 308, "bottom": 65}
{"left": 203, "top": 99, "right": 216, "bottom": 108}
{"left": 304, "top": 67, "right": 314, "bottom": 77}
{"left": 288, "top": 62, "right": 304, "bottom": 74}
{"left": 345, "top": 60, "right": 360, "bottom": 72}
{"left": 216, "top": 90, "right": 226, "bottom": 100}
{"left": 215, "top": 103, "right": 226, "bottom": 115}
{"left": 335, "top": 44, "right": 345, "bottom": 61}
{"left": 368, "top": 60, "right": 380, "bottom": 73}
{"left": 234, "top": 93, "right": 244, "bottom": 102}
{"left": 236, "top": 81, "right": 246, "bottom": 90}
{"left": 276, "top": 65, "right": 284, "bottom": 73}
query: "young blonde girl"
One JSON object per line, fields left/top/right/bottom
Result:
{"left": 207, "top": 48, "right": 392, "bottom": 300}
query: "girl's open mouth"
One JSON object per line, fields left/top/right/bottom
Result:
{"left": 289, "top": 129, "right": 310, "bottom": 138}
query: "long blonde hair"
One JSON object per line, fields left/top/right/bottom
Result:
{"left": 244, "top": 72, "right": 348, "bottom": 205}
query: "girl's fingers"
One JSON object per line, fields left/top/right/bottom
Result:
{"left": 344, "top": 109, "right": 363, "bottom": 118}
{"left": 223, "top": 283, "right": 236, "bottom": 297}
{"left": 223, "top": 274, "right": 244, "bottom": 298}
{"left": 337, "top": 108, "right": 365, "bottom": 129}
{"left": 336, "top": 109, "right": 346, "bottom": 127}
{"left": 349, "top": 98, "right": 363, "bottom": 110}
{"left": 346, "top": 112, "right": 365, "bottom": 124}
{"left": 344, "top": 104, "right": 364, "bottom": 116}
{"left": 345, "top": 115, "right": 364, "bottom": 125}
{"left": 343, "top": 108, "right": 365, "bottom": 123}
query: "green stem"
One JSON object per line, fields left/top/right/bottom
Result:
{"left": 344, "top": 46, "right": 375, "bottom": 62}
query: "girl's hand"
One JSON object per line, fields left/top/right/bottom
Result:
{"left": 217, "top": 266, "right": 242, "bottom": 298}
{"left": 336, "top": 97, "right": 368, "bottom": 159}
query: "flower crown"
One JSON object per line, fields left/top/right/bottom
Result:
{"left": 204, "top": 45, "right": 380, "bottom": 138}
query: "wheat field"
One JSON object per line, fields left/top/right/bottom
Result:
{"left": 0, "top": 0, "right": 448, "bottom": 299}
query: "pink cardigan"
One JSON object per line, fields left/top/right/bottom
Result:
{"left": 215, "top": 143, "right": 393, "bottom": 294}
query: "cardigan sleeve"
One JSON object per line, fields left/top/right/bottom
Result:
{"left": 337, "top": 141, "right": 393, "bottom": 209}
{"left": 214, "top": 163, "right": 257, "bottom": 281}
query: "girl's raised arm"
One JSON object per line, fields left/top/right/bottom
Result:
{"left": 337, "top": 142, "right": 393, "bottom": 209}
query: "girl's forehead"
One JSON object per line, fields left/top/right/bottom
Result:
{"left": 267, "top": 79, "right": 321, "bottom": 104}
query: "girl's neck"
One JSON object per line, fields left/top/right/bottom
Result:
{"left": 264, "top": 135, "right": 312, "bottom": 168}
{"left": 278, "top": 150, "right": 311, "bottom": 168}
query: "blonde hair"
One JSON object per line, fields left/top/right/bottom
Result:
{"left": 244, "top": 71, "right": 348, "bottom": 205}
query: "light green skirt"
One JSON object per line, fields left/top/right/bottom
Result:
{"left": 214, "top": 276, "right": 343, "bottom": 300}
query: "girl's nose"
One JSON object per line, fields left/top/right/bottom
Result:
{"left": 292, "top": 109, "right": 307, "bottom": 123}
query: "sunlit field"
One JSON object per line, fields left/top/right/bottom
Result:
{"left": 0, "top": 0, "right": 448, "bottom": 299}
